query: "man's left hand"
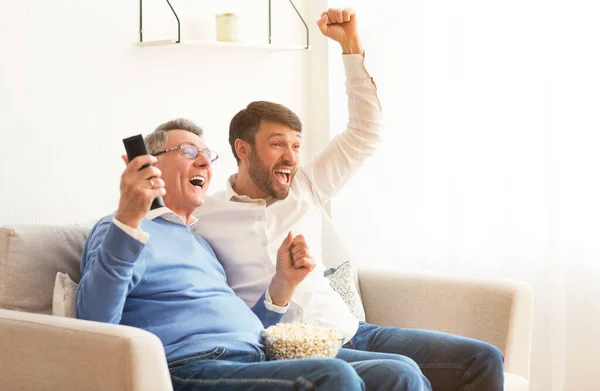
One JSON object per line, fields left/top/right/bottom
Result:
{"left": 317, "top": 8, "right": 363, "bottom": 55}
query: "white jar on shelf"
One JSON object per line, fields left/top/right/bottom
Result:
{"left": 215, "top": 13, "right": 240, "bottom": 43}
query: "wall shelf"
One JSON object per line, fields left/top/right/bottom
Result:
{"left": 136, "top": 40, "right": 308, "bottom": 52}
{"left": 138, "top": 0, "right": 309, "bottom": 50}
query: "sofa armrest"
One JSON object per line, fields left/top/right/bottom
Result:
{"left": 357, "top": 269, "right": 533, "bottom": 380}
{"left": 0, "top": 309, "right": 173, "bottom": 391}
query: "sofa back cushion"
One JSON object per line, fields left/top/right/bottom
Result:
{"left": 0, "top": 225, "right": 90, "bottom": 314}
{"left": 1, "top": 216, "right": 365, "bottom": 318}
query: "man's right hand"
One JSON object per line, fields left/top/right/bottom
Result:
{"left": 114, "top": 155, "right": 166, "bottom": 230}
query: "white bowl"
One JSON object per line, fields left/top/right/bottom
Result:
{"left": 261, "top": 331, "right": 344, "bottom": 360}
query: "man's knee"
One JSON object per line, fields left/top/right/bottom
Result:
{"left": 383, "top": 353, "right": 421, "bottom": 373}
{"left": 489, "top": 343, "right": 503, "bottom": 362}
{"left": 294, "top": 358, "right": 364, "bottom": 390}
{"left": 468, "top": 340, "right": 504, "bottom": 375}
{"left": 474, "top": 340, "right": 503, "bottom": 363}
{"left": 322, "top": 359, "right": 363, "bottom": 387}
{"left": 369, "top": 359, "right": 429, "bottom": 390}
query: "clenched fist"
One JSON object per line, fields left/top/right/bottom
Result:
{"left": 317, "top": 8, "right": 363, "bottom": 54}
{"left": 268, "top": 232, "right": 316, "bottom": 307}
{"left": 276, "top": 232, "right": 316, "bottom": 286}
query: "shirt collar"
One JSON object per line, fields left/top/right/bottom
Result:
{"left": 145, "top": 206, "right": 199, "bottom": 226}
{"left": 225, "top": 174, "right": 273, "bottom": 204}
{"left": 224, "top": 174, "right": 241, "bottom": 201}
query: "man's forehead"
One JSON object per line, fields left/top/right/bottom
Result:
{"left": 257, "top": 122, "right": 301, "bottom": 138}
{"left": 166, "top": 129, "right": 207, "bottom": 147}
{"left": 267, "top": 131, "right": 302, "bottom": 140}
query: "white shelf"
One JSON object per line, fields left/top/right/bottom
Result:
{"left": 136, "top": 40, "right": 308, "bottom": 52}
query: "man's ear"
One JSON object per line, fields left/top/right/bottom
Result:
{"left": 234, "top": 139, "right": 251, "bottom": 162}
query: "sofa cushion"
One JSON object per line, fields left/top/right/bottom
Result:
{"left": 52, "top": 272, "right": 78, "bottom": 318}
{"left": 325, "top": 261, "right": 366, "bottom": 321}
{"left": 0, "top": 225, "right": 90, "bottom": 314}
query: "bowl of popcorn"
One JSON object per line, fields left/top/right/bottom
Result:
{"left": 262, "top": 323, "right": 344, "bottom": 360}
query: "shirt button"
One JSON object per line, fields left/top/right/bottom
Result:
{"left": 268, "top": 267, "right": 275, "bottom": 273}
{"left": 261, "top": 240, "right": 268, "bottom": 247}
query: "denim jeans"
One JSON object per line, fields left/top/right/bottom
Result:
{"left": 169, "top": 346, "right": 430, "bottom": 391}
{"left": 344, "top": 322, "right": 504, "bottom": 391}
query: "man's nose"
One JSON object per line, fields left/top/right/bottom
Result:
{"left": 194, "top": 152, "right": 211, "bottom": 167}
{"left": 282, "top": 146, "right": 297, "bottom": 163}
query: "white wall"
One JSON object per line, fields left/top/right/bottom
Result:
{"left": 327, "top": 1, "right": 600, "bottom": 390}
{"left": 0, "top": 0, "right": 330, "bottom": 225}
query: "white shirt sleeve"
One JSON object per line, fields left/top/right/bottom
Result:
{"left": 264, "top": 287, "right": 289, "bottom": 314}
{"left": 301, "top": 54, "right": 384, "bottom": 205}
{"left": 112, "top": 217, "right": 150, "bottom": 244}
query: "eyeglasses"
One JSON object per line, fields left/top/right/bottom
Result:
{"left": 153, "top": 144, "right": 219, "bottom": 163}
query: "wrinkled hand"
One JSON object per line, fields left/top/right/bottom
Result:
{"left": 114, "top": 155, "right": 165, "bottom": 230}
{"left": 317, "top": 8, "right": 363, "bottom": 54}
{"left": 269, "top": 232, "right": 316, "bottom": 307}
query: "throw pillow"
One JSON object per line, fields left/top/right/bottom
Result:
{"left": 52, "top": 272, "right": 78, "bottom": 318}
{"left": 324, "top": 261, "right": 366, "bottom": 321}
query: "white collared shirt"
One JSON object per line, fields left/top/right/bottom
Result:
{"left": 193, "top": 54, "right": 383, "bottom": 342}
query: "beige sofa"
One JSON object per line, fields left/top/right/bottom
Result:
{"left": 0, "top": 223, "right": 533, "bottom": 391}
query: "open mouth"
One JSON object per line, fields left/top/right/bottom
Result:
{"left": 189, "top": 175, "right": 206, "bottom": 189}
{"left": 274, "top": 168, "right": 291, "bottom": 185}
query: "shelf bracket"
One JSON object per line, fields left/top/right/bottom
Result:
{"left": 139, "top": 0, "right": 308, "bottom": 49}
{"left": 139, "top": 0, "right": 181, "bottom": 45}
{"left": 269, "top": 0, "right": 309, "bottom": 49}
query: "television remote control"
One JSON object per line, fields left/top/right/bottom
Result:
{"left": 122, "top": 134, "right": 165, "bottom": 210}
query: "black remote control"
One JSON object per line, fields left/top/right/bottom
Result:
{"left": 122, "top": 134, "right": 165, "bottom": 210}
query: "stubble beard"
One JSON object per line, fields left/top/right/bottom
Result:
{"left": 248, "top": 150, "right": 292, "bottom": 200}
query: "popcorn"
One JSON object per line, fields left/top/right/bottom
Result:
{"left": 262, "top": 323, "right": 344, "bottom": 360}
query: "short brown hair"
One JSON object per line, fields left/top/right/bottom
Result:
{"left": 229, "top": 101, "right": 302, "bottom": 163}
{"left": 145, "top": 118, "right": 203, "bottom": 155}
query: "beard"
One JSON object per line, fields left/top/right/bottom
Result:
{"left": 248, "top": 149, "right": 294, "bottom": 200}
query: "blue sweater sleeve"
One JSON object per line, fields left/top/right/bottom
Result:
{"left": 251, "top": 293, "right": 285, "bottom": 328}
{"left": 76, "top": 218, "right": 145, "bottom": 323}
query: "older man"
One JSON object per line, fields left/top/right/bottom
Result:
{"left": 76, "top": 118, "right": 430, "bottom": 391}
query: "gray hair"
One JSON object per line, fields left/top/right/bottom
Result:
{"left": 145, "top": 118, "right": 204, "bottom": 155}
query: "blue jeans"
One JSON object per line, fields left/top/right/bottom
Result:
{"left": 344, "top": 322, "right": 504, "bottom": 391}
{"left": 168, "top": 346, "right": 429, "bottom": 391}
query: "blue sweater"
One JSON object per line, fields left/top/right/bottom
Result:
{"left": 76, "top": 214, "right": 284, "bottom": 360}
